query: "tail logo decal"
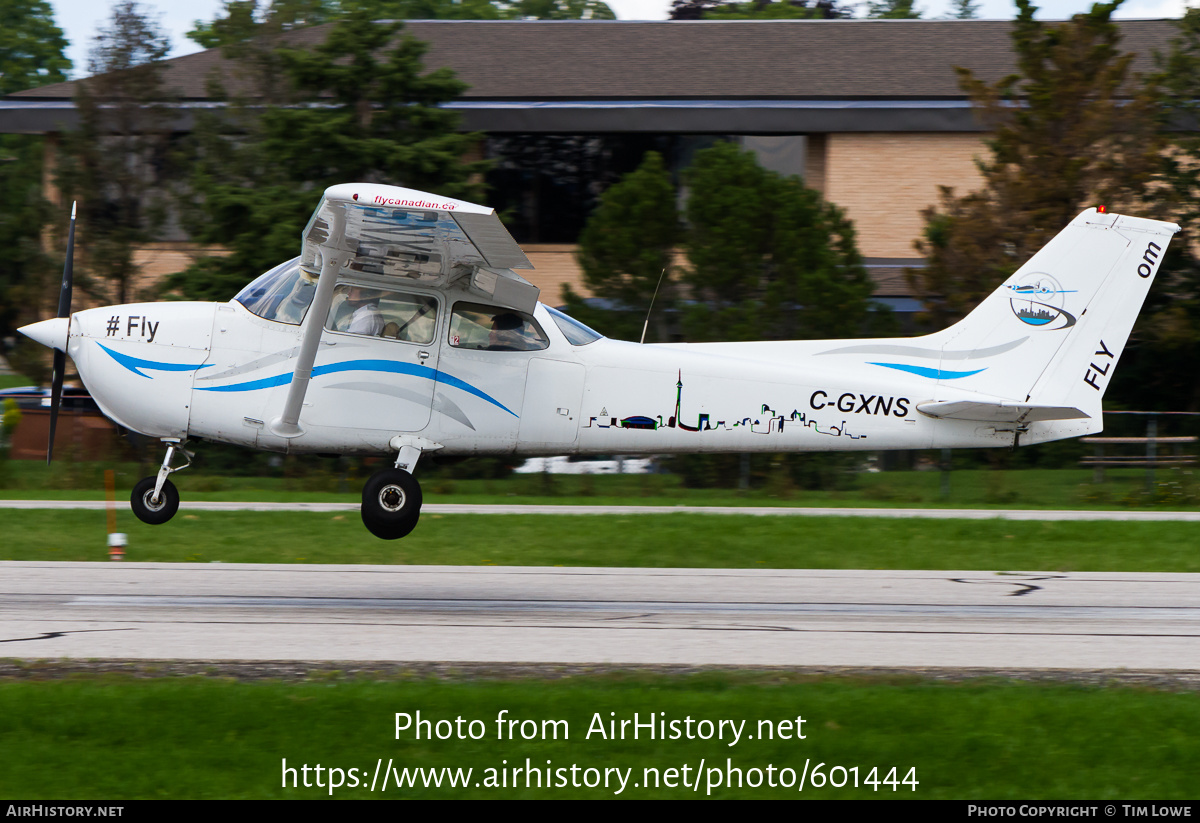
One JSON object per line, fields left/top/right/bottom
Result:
{"left": 1006, "top": 273, "right": 1077, "bottom": 330}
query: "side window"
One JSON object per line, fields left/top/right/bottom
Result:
{"left": 449, "top": 303, "right": 549, "bottom": 352}
{"left": 326, "top": 285, "right": 438, "bottom": 344}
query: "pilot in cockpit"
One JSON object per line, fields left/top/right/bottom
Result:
{"left": 340, "top": 286, "right": 384, "bottom": 336}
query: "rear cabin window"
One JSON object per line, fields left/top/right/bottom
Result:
{"left": 449, "top": 303, "right": 549, "bottom": 351}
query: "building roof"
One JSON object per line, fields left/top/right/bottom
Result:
{"left": 3, "top": 19, "right": 1177, "bottom": 134}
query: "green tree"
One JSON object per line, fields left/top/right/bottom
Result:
{"left": 947, "top": 0, "right": 980, "bottom": 19}
{"left": 680, "top": 141, "right": 879, "bottom": 343}
{"left": 188, "top": 0, "right": 331, "bottom": 49}
{"left": 910, "top": 0, "right": 1160, "bottom": 330}
{"left": 173, "top": 11, "right": 485, "bottom": 300}
{"left": 564, "top": 152, "right": 679, "bottom": 342}
{"left": 866, "top": 0, "right": 920, "bottom": 19}
{"left": 0, "top": 0, "right": 70, "bottom": 350}
{"left": 189, "top": 0, "right": 612, "bottom": 46}
{"left": 1128, "top": 8, "right": 1200, "bottom": 411}
{"left": 669, "top": 0, "right": 846, "bottom": 20}
{"left": 56, "top": 2, "right": 173, "bottom": 307}
{"left": 507, "top": 0, "right": 615, "bottom": 18}
{"left": 0, "top": 0, "right": 71, "bottom": 92}
{"left": 568, "top": 142, "right": 883, "bottom": 489}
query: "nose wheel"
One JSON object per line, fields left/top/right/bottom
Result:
{"left": 130, "top": 439, "right": 192, "bottom": 526}
{"left": 131, "top": 477, "right": 179, "bottom": 524}
{"left": 361, "top": 468, "right": 422, "bottom": 539}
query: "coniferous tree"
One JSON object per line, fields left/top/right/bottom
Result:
{"left": 680, "top": 141, "right": 879, "bottom": 343}
{"left": 172, "top": 11, "right": 485, "bottom": 300}
{"left": 948, "top": 0, "right": 980, "bottom": 19}
{"left": 564, "top": 152, "right": 680, "bottom": 342}
{"left": 669, "top": 0, "right": 846, "bottom": 20}
{"left": 57, "top": 1, "right": 172, "bottom": 307}
{"left": 188, "top": 0, "right": 612, "bottom": 47}
{"left": 0, "top": 0, "right": 70, "bottom": 350}
{"left": 866, "top": 0, "right": 920, "bottom": 19}
{"left": 910, "top": 0, "right": 1160, "bottom": 330}
{"left": 1124, "top": 7, "right": 1200, "bottom": 411}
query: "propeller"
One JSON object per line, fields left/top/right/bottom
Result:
{"left": 47, "top": 202, "right": 77, "bottom": 465}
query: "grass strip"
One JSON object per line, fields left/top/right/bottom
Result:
{"left": 3, "top": 510, "right": 1199, "bottom": 571}
{"left": 3, "top": 464, "right": 1199, "bottom": 510}
{"left": 0, "top": 671, "right": 1196, "bottom": 799}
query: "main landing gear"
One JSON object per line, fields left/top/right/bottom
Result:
{"left": 360, "top": 436, "right": 436, "bottom": 540}
{"left": 131, "top": 439, "right": 192, "bottom": 525}
{"left": 361, "top": 468, "right": 422, "bottom": 539}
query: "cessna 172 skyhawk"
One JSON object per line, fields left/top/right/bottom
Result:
{"left": 19, "top": 184, "right": 1180, "bottom": 538}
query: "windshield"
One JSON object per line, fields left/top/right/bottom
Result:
{"left": 546, "top": 306, "right": 603, "bottom": 346}
{"left": 234, "top": 258, "right": 316, "bottom": 325}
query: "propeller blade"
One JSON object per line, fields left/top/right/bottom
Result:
{"left": 57, "top": 202, "right": 76, "bottom": 319}
{"left": 47, "top": 202, "right": 77, "bottom": 466}
{"left": 47, "top": 349, "right": 64, "bottom": 465}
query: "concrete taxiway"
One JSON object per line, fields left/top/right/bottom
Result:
{"left": 2, "top": 562, "right": 1198, "bottom": 670}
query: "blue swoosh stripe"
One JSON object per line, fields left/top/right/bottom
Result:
{"left": 99, "top": 343, "right": 212, "bottom": 378}
{"left": 869, "top": 362, "right": 986, "bottom": 380}
{"left": 195, "top": 358, "right": 516, "bottom": 416}
{"left": 195, "top": 372, "right": 293, "bottom": 392}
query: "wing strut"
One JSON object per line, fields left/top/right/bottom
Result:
{"left": 268, "top": 207, "right": 348, "bottom": 438}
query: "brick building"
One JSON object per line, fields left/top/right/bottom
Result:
{"left": 0, "top": 18, "right": 1175, "bottom": 311}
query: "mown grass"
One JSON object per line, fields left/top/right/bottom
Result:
{"left": 0, "top": 375, "right": 35, "bottom": 390}
{"left": 2, "top": 460, "right": 1199, "bottom": 510}
{"left": 0, "top": 672, "right": 1196, "bottom": 799}
{"left": 3, "top": 509, "right": 1198, "bottom": 571}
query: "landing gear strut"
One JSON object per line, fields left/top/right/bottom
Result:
{"left": 131, "top": 439, "right": 192, "bottom": 525}
{"left": 360, "top": 437, "right": 436, "bottom": 539}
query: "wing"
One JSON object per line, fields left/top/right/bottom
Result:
{"left": 301, "top": 183, "right": 537, "bottom": 312}
{"left": 270, "top": 183, "right": 536, "bottom": 438}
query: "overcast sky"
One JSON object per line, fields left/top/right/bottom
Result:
{"left": 48, "top": 0, "right": 1189, "bottom": 79}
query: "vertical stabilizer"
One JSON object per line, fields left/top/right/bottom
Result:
{"left": 924, "top": 209, "right": 1179, "bottom": 414}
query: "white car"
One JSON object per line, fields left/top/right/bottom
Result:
{"left": 514, "top": 455, "right": 655, "bottom": 474}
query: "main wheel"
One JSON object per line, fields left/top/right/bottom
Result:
{"left": 131, "top": 477, "right": 179, "bottom": 525}
{"left": 361, "top": 468, "right": 422, "bottom": 540}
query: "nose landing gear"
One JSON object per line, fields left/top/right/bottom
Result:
{"left": 130, "top": 439, "right": 192, "bottom": 525}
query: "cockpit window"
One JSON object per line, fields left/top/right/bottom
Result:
{"left": 234, "top": 258, "right": 315, "bottom": 325}
{"left": 326, "top": 285, "right": 438, "bottom": 344}
{"left": 546, "top": 306, "right": 603, "bottom": 346}
{"left": 449, "top": 302, "right": 549, "bottom": 351}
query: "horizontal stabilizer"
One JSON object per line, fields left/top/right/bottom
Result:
{"left": 916, "top": 400, "right": 1090, "bottom": 423}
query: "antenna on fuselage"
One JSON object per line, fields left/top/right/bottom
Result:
{"left": 640, "top": 268, "right": 668, "bottom": 345}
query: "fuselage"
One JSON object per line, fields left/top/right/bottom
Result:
{"left": 59, "top": 269, "right": 1088, "bottom": 458}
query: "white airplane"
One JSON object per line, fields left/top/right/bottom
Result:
{"left": 19, "top": 184, "right": 1179, "bottom": 538}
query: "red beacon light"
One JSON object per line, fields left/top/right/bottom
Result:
{"left": 1097, "top": 205, "right": 1107, "bottom": 213}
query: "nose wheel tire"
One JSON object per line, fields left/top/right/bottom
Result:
{"left": 131, "top": 477, "right": 180, "bottom": 525}
{"left": 361, "top": 468, "right": 422, "bottom": 540}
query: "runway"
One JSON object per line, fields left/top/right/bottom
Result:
{"left": 3, "top": 562, "right": 1198, "bottom": 670}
